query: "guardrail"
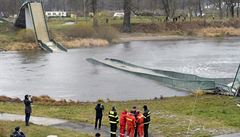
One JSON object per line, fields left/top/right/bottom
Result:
{"left": 38, "top": 40, "right": 53, "bottom": 53}
{"left": 51, "top": 39, "right": 68, "bottom": 52}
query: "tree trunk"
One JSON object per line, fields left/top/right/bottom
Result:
{"left": 226, "top": 6, "right": 229, "bottom": 18}
{"left": 189, "top": 7, "right": 193, "bottom": 22}
{"left": 231, "top": 5, "right": 234, "bottom": 18}
{"left": 237, "top": 0, "right": 240, "bottom": 17}
{"left": 218, "top": 0, "right": 223, "bottom": 19}
{"left": 92, "top": 0, "right": 98, "bottom": 27}
{"left": 198, "top": 0, "right": 203, "bottom": 17}
{"left": 162, "top": 0, "right": 170, "bottom": 19}
{"left": 123, "top": 0, "right": 131, "bottom": 33}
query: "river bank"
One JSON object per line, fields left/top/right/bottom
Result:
{"left": 2, "top": 18, "right": 240, "bottom": 51}
{"left": 0, "top": 33, "right": 196, "bottom": 51}
{"left": 0, "top": 95, "right": 240, "bottom": 136}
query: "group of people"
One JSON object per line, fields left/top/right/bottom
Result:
{"left": 95, "top": 103, "right": 151, "bottom": 137}
{"left": 11, "top": 95, "right": 150, "bottom": 137}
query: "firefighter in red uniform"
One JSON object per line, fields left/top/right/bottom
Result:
{"left": 136, "top": 110, "right": 144, "bottom": 137}
{"left": 126, "top": 111, "right": 136, "bottom": 137}
{"left": 120, "top": 109, "right": 128, "bottom": 137}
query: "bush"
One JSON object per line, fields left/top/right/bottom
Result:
{"left": 58, "top": 23, "right": 118, "bottom": 42}
{"left": 0, "top": 22, "right": 15, "bottom": 33}
{"left": 198, "top": 27, "right": 240, "bottom": 37}
{"left": 16, "top": 29, "right": 35, "bottom": 43}
{"left": 95, "top": 25, "right": 118, "bottom": 42}
{"left": 64, "top": 23, "right": 94, "bottom": 38}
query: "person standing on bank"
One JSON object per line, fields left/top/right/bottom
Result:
{"left": 95, "top": 103, "right": 104, "bottom": 130}
{"left": 24, "top": 94, "right": 33, "bottom": 126}
{"left": 143, "top": 105, "right": 151, "bottom": 137}
{"left": 108, "top": 106, "right": 119, "bottom": 137}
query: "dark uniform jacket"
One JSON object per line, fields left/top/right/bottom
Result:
{"left": 108, "top": 110, "right": 119, "bottom": 124}
{"left": 143, "top": 109, "right": 151, "bottom": 124}
{"left": 95, "top": 104, "right": 104, "bottom": 118}
{"left": 24, "top": 99, "right": 32, "bottom": 114}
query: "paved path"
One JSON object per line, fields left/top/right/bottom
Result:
{"left": 214, "top": 133, "right": 240, "bottom": 137}
{"left": 2, "top": 113, "right": 238, "bottom": 137}
{"left": 0, "top": 113, "right": 109, "bottom": 136}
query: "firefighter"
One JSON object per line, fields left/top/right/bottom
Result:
{"left": 143, "top": 105, "right": 151, "bottom": 137}
{"left": 120, "top": 109, "right": 128, "bottom": 137}
{"left": 126, "top": 111, "right": 136, "bottom": 137}
{"left": 108, "top": 106, "right": 119, "bottom": 137}
{"left": 136, "top": 110, "right": 144, "bottom": 137}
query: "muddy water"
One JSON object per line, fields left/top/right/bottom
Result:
{"left": 1, "top": 39, "right": 240, "bottom": 101}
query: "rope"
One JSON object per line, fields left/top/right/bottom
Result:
{"left": 186, "top": 93, "right": 198, "bottom": 136}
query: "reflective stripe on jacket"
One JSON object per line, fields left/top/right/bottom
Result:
{"left": 109, "top": 110, "right": 119, "bottom": 124}
{"left": 143, "top": 110, "right": 151, "bottom": 124}
{"left": 126, "top": 113, "right": 136, "bottom": 127}
{"left": 136, "top": 113, "right": 144, "bottom": 126}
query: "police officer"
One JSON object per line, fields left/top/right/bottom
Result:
{"left": 24, "top": 94, "right": 33, "bottom": 126}
{"left": 95, "top": 103, "right": 104, "bottom": 130}
{"left": 108, "top": 106, "right": 119, "bottom": 137}
{"left": 143, "top": 105, "right": 151, "bottom": 137}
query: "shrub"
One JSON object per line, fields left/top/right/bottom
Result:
{"left": 64, "top": 23, "right": 94, "bottom": 38}
{"left": 57, "top": 23, "right": 118, "bottom": 42}
{"left": 16, "top": 29, "right": 35, "bottom": 43}
{"left": 198, "top": 27, "right": 240, "bottom": 37}
{"left": 95, "top": 25, "right": 118, "bottom": 42}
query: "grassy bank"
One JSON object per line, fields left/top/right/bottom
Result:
{"left": 0, "top": 120, "right": 91, "bottom": 137}
{"left": 2, "top": 17, "right": 240, "bottom": 51}
{"left": 0, "top": 95, "right": 240, "bottom": 136}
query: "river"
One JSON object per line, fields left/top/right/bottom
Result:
{"left": 1, "top": 39, "right": 240, "bottom": 101}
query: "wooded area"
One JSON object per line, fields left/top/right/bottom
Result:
{"left": 1, "top": 0, "right": 240, "bottom": 19}
{"left": 2, "top": 0, "right": 240, "bottom": 33}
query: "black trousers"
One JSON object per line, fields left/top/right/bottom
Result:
{"left": 144, "top": 124, "right": 149, "bottom": 137}
{"left": 110, "top": 123, "right": 117, "bottom": 137}
{"left": 95, "top": 117, "right": 102, "bottom": 129}
{"left": 25, "top": 113, "right": 31, "bottom": 126}
{"left": 134, "top": 125, "right": 138, "bottom": 137}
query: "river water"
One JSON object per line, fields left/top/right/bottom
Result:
{"left": 1, "top": 39, "right": 240, "bottom": 101}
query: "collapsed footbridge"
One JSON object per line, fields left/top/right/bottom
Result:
{"left": 15, "top": 1, "right": 67, "bottom": 52}
{"left": 87, "top": 58, "right": 240, "bottom": 95}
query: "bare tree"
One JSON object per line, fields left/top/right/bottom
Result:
{"left": 237, "top": 0, "right": 240, "bottom": 17}
{"left": 161, "top": 0, "right": 177, "bottom": 20}
{"left": 225, "top": 0, "right": 236, "bottom": 18}
{"left": 217, "top": 0, "right": 223, "bottom": 19}
{"left": 91, "top": 0, "right": 98, "bottom": 27}
{"left": 123, "top": 0, "right": 131, "bottom": 32}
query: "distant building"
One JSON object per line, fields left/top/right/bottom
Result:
{"left": 113, "top": 12, "right": 124, "bottom": 18}
{"left": 45, "top": 11, "right": 67, "bottom": 18}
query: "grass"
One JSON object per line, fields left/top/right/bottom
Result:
{"left": 0, "top": 121, "right": 91, "bottom": 137}
{"left": 0, "top": 95, "right": 240, "bottom": 136}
